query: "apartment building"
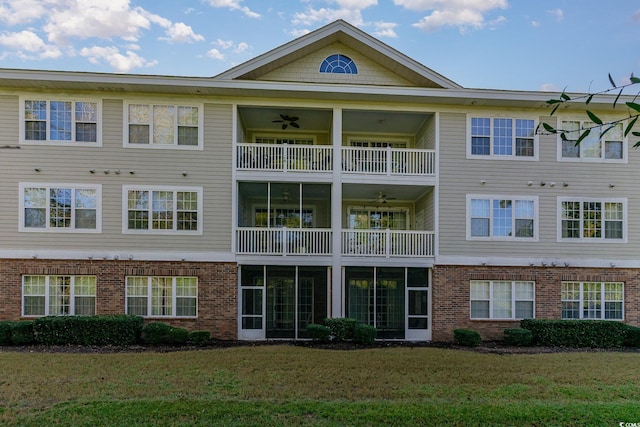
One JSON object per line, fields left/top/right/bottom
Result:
{"left": 0, "top": 20, "right": 637, "bottom": 341}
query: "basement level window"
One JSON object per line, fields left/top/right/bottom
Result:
{"left": 319, "top": 54, "right": 358, "bottom": 74}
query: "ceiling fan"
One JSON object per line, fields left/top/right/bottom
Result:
{"left": 370, "top": 192, "right": 396, "bottom": 204}
{"left": 272, "top": 114, "right": 300, "bottom": 129}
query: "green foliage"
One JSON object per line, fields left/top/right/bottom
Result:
{"left": 167, "top": 327, "right": 189, "bottom": 345}
{"left": 623, "top": 325, "right": 640, "bottom": 347}
{"left": 306, "top": 323, "right": 331, "bottom": 343}
{"left": 34, "top": 315, "right": 143, "bottom": 346}
{"left": 323, "top": 318, "right": 357, "bottom": 342}
{"left": 142, "top": 322, "right": 174, "bottom": 345}
{"left": 10, "top": 321, "right": 35, "bottom": 345}
{"left": 188, "top": 330, "right": 211, "bottom": 346}
{"left": 353, "top": 324, "right": 377, "bottom": 345}
{"left": 503, "top": 328, "right": 533, "bottom": 346}
{"left": 520, "top": 319, "right": 626, "bottom": 348}
{"left": 453, "top": 328, "right": 481, "bottom": 347}
{"left": 0, "top": 321, "right": 13, "bottom": 345}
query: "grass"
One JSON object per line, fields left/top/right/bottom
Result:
{"left": 1, "top": 345, "right": 640, "bottom": 425}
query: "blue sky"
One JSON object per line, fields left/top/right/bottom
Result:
{"left": 0, "top": 0, "right": 639, "bottom": 92}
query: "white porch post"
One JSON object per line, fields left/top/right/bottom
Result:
{"left": 331, "top": 107, "right": 343, "bottom": 318}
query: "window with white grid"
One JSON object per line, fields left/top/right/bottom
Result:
{"left": 561, "top": 282, "right": 623, "bottom": 320}
{"left": 126, "top": 276, "right": 197, "bottom": 318}
{"left": 559, "top": 198, "right": 626, "bottom": 241}
{"left": 467, "top": 195, "right": 537, "bottom": 240}
{"left": 468, "top": 116, "right": 537, "bottom": 159}
{"left": 125, "top": 102, "right": 202, "bottom": 149}
{"left": 21, "top": 98, "right": 100, "bottom": 145}
{"left": 22, "top": 275, "right": 96, "bottom": 316}
{"left": 470, "top": 281, "right": 534, "bottom": 320}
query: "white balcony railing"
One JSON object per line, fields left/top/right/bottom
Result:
{"left": 341, "top": 146, "right": 435, "bottom": 176}
{"left": 236, "top": 228, "right": 434, "bottom": 257}
{"left": 236, "top": 143, "right": 332, "bottom": 172}
{"left": 341, "top": 229, "right": 435, "bottom": 257}
{"left": 236, "top": 143, "right": 435, "bottom": 176}
{"left": 236, "top": 227, "right": 332, "bottom": 255}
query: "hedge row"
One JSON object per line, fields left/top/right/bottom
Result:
{"left": 0, "top": 316, "right": 211, "bottom": 347}
{"left": 307, "top": 318, "right": 377, "bottom": 345}
{"left": 520, "top": 319, "right": 627, "bottom": 348}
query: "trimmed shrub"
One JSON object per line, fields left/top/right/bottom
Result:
{"left": 353, "top": 324, "right": 377, "bottom": 345}
{"left": 188, "top": 330, "right": 211, "bottom": 347}
{"left": 324, "top": 318, "right": 357, "bottom": 342}
{"left": 520, "top": 319, "right": 626, "bottom": 348}
{"left": 11, "top": 321, "right": 35, "bottom": 345}
{"left": 453, "top": 329, "right": 481, "bottom": 347}
{"left": 624, "top": 325, "right": 640, "bottom": 347}
{"left": 306, "top": 324, "right": 331, "bottom": 343}
{"left": 142, "top": 322, "right": 173, "bottom": 345}
{"left": 34, "top": 315, "right": 143, "bottom": 346}
{"left": 503, "top": 328, "right": 533, "bottom": 346}
{"left": 167, "top": 327, "right": 189, "bottom": 345}
{"left": 0, "top": 321, "right": 13, "bottom": 346}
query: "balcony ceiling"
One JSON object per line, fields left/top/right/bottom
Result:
{"left": 342, "top": 183, "right": 430, "bottom": 202}
{"left": 238, "top": 106, "right": 431, "bottom": 134}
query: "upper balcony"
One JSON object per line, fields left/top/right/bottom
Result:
{"left": 236, "top": 143, "right": 435, "bottom": 177}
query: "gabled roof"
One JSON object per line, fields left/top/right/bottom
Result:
{"left": 213, "top": 19, "right": 462, "bottom": 89}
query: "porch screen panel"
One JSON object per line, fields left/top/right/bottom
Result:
{"left": 346, "top": 267, "right": 374, "bottom": 325}
{"left": 376, "top": 267, "right": 405, "bottom": 339}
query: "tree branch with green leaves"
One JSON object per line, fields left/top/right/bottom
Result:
{"left": 536, "top": 74, "right": 640, "bottom": 147}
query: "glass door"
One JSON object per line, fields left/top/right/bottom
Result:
{"left": 405, "top": 268, "right": 430, "bottom": 341}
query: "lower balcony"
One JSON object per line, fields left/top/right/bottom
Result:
{"left": 235, "top": 228, "right": 435, "bottom": 257}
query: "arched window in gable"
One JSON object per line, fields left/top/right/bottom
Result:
{"left": 319, "top": 54, "right": 358, "bottom": 74}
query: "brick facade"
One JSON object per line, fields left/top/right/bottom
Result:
{"left": 432, "top": 265, "right": 640, "bottom": 341}
{"left": 0, "top": 259, "right": 238, "bottom": 340}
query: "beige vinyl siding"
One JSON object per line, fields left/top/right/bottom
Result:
{"left": 438, "top": 110, "right": 640, "bottom": 260}
{"left": 0, "top": 97, "right": 233, "bottom": 253}
{"left": 258, "top": 42, "right": 416, "bottom": 87}
{"left": 415, "top": 189, "right": 434, "bottom": 231}
{"left": 416, "top": 115, "right": 435, "bottom": 149}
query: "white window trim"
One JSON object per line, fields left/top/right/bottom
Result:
{"left": 466, "top": 194, "right": 539, "bottom": 241}
{"left": 125, "top": 276, "right": 198, "bottom": 318}
{"left": 19, "top": 182, "right": 102, "bottom": 233}
{"left": 22, "top": 275, "right": 97, "bottom": 317}
{"left": 346, "top": 135, "right": 410, "bottom": 147}
{"left": 470, "top": 280, "right": 536, "bottom": 320}
{"left": 466, "top": 114, "right": 539, "bottom": 161}
{"left": 557, "top": 197, "right": 627, "bottom": 243}
{"left": 556, "top": 117, "right": 628, "bottom": 163}
{"left": 561, "top": 281, "right": 624, "bottom": 320}
{"left": 123, "top": 101, "right": 204, "bottom": 150}
{"left": 19, "top": 97, "right": 102, "bottom": 146}
{"left": 122, "top": 185, "right": 204, "bottom": 235}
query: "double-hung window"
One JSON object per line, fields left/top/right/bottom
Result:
{"left": 470, "top": 280, "right": 535, "bottom": 319}
{"left": 22, "top": 275, "right": 96, "bottom": 316}
{"left": 19, "top": 183, "right": 101, "bottom": 232}
{"left": 123, "top": 186, "right": 202, "bottom": 234}
{"left": 126, "top": 276, "right": 197, "bottom": 317}
{"left": 125, "top": 102, "right": 203, "bottom": 149}
{"left": 559, "top": 120, "right": 625, "bottom": 161}
{"left": 467, "top": 195, "right": 537, "bottom": 240}
{"left": 468, "top": 117, "right": 537, "bottom": 159}
{"left": 559, "top": 198, "right": 626, "bottom": 241}
{"left": 21, "top": 98, "right": 100, "bottom": 144}
{"left": 561, "top": 282, "right": 623, "bottom": 320}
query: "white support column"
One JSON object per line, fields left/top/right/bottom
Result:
{"left": 331, "top": 107, "right": 343, "bottom": 318}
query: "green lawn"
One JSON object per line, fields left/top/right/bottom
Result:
{"left": 1, "top": 345, "right": 639, "bottom": 426}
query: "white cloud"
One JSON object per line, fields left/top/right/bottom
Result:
{"left": 539, "top": 83, "right": 560, "bottom": 92}
{"left": 0, "top": 30, "right": 62, "bottom": 59}
{"left": 206, "top": 48, "right": 225, "bottom": 60}
{"left": 531, "top": 20, "right": 540, "bottom": 27}
{"left": 547, "top": 8, "right": 564, "bottom": 21}
{"left": 290, "top": 28, "right": 311, "bottom": 38}
{"left": 373, "top": 21, "right": 398, "bottom": 38}
{"left": 292, "top": 8, "right": 365, "bottom": 27}
{"left": 44, "top": 0, "right": 153, "bottom": 45}
{"left": 233, "top": 42, "right": 250, "bottom": 53}
{"left": 394, "top": 0, "right": 508, "bottom": 32}
{"left": 328, "top": 0, "right": 378, "bottom": 8}
{"left": 160, "top": 22, "right": 204, "bottom": 44}
{"left": 0, "top": 0, "right": 48, "bottom": 25}
{"left": 205, "top": 0, "right": 261, "bottom": 18}
{"left": 213, "top": 39, "right": 235, "bottom": 49}
{"left": 79, "top": 45, "right": 156, "bottom": 72}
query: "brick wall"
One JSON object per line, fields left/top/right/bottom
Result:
{"left": 432, "top": 265, "right": 640, "bottom": 341}
{"left": 0, "top": 259, "right": 238, "bottom": 340}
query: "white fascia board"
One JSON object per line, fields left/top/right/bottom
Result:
{"left": 436, "top": 255, "right": 640, "bottom": 269}
{"left": 0, "top": 249, "right": 236, "bottom": 262}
